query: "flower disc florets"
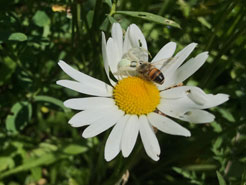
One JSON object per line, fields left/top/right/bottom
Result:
{"left": 113, "top": 76, "right": 160, "bottom": 115}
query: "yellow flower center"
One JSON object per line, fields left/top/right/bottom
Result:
{"left": 113, "top": 76, "right": 160, "bottom": 115}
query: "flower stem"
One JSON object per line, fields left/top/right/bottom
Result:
{"left": 103, "top": 142, "right": 143, "bottom": 185}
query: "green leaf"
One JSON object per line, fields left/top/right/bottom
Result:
{"left": 108, "top": 15, "right": 117, "bottom": 24}
{"left": 183, "top": 164, "right": 217, "bottom": 171}
{"left": 100, "top": 15, "right": 117, "bottom": 31}
{"left": 63, "top": 144, "right": 88, "bottom": 155}
{"left": 217, "top": 108, "right": 235, "bottom": 122}
{"left": 173, "top": 167, "right": 192, "bottom": 179}
{"left": 216, "top": 171, "right": 227, "bottom": 185}
{"left": 43, "top": 25, "right": 50, "bottom": 37}
{"left": 32, "top": 143, "right": 58, "bottom": 157}
{"left": 213, "top": 137, "right": 223, "bottom": 151}
{"left": 100, "top": 17, "right": 110, "bottom": 31}
{"left": 8, "top": 32, "right": 27, "bottom": 42}
{"left": 33, "top": 95, "right": 69, "bottom": 112}
{"left": 0, "top": 56, "right": 16, "bottom": 86}
{"left": 197, "top": 17, "right": 211, "bottom": 29}
{"left": 104, "top": 0, "right": 112, "bottom": 8}
{"left": 177, "top": 0, "right": 191, "bottom": 17}
{"left": 86, "top": 11, "right": 94, "bottom": 29}
{"left": 69, "top": 178, "right": 79, "bottom": 185}
{"left": 32, "top": 10, "right": 50, "bottom": 27}
{"left": 114, "top": 11, "right": 181, "bottom": 28}
{"left": 39, "top": 143, "right": 58, "bottom": 152}
{"left": 30, "top": 167, "right": 42, "bottom": 181}
{"left": 0, "top": 157, "right": 15, "bottom": 172}
{"left": 6, "top": 101, "right": 32, "bottom": 133}
{"left": 210, "top": 121, "right": 222, "bottom": 133}
{"left": 0, "top": 153, "right": 66, "bottom": 179}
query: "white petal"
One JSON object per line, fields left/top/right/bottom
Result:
{"left": 152, "top": 42, "right": 176, "bottom": 63}
{"left": 160, "top": 43, "right": 197, "bottom": 89}
{"left": 104, "top": 115, "right": 129, "bottom": 161}
{"left": 68, "top": 108, "right": 109, "bottom": 127}
{"left": 82, "top": 109, "right": 124, "bottom": 138}
{"left": 112, "top": 23, "right": 123, "bottom": 58}
{"left": 139, "top": 115, "right": 160, "bottom": 161}
{"left": 122, "top": 24, "right": 148, "bottom": 62}
{"left": 102, "top": 32, "right": 116, "bottom": 86}
{"left": 158, "top": 98, "right": 186, "bottom": 118}
{"left": 58, "top": 60, "right": 113, "bottom": 91}
{"left": 160, "top": 86, "right": 192, "bottom": 99}
{"left": 166, "top": 43, "right": 197, "bottom": 74}
{"left": 64, "top": 97, "right": 115, "bottom": 110}
{"left": 160, "top": 86, "right": 229, "bottom": 110}
{"left": 106, "top": 38, "right": 121, "bottom": 74}
{"left": 121, "top": 115, "right": 140, "bottom": 157}
{"left": 203, "top": 93, "right": 229, "bottom": 109}
{"left": 148, "top": 112, "right": 191, "bottom": 137}
{"left": 159, "top": 91, "right": 228, "bottom": 122}
{"left": 179, "top": 109, "right": 215, "bottom": 123}
{"left": 123, "top": 26, "right": 132, "bottom": 54}
{"left": 187, "top": 87, "right": 208, "bottom": 105}
{"left": 161, "top": 85, "right": 208, "bottom": 106}
{"left": 56, "top": 80, "right": 112, "bottom": 97}
{"left": 128, "top": 24, "right": 147, "bottom": 50}
{"left": 174, "top": 52, "right": 208, "bottom": 84}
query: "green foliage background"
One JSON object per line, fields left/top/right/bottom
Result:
{"left": 0, "top": 0, "right": 245, "bottom": 184}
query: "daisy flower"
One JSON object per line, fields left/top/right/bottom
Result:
{"left": 56, "top": 23, "right": 229, "bottom": 161}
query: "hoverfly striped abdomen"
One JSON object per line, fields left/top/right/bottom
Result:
{"left": 136, "top": 62, "right": 165, "bottom": 85}
{"left": 149, "top": 68, "right": 165, "bottom": 85}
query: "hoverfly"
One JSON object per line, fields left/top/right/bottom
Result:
{"left": 116, "top": 47, "right": 173, "bottom": 85}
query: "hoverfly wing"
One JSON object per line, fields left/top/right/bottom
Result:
{"left": 151, "top": 57, "right": 177, "bottom": 71}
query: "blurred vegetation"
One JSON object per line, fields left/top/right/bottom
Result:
{"left": 0, "top": 0, "right": 246, "bottom": 184}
